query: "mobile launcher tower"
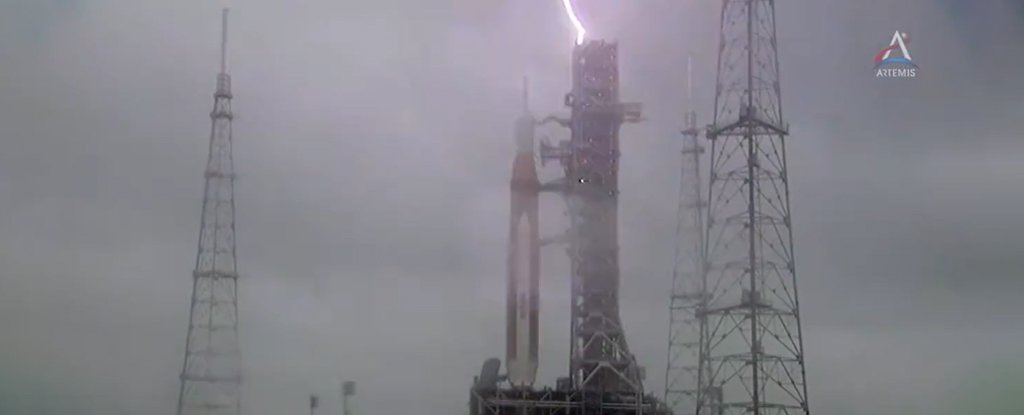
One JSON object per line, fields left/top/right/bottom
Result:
{"left": 469, "top": 40, "right": 668, "bottom": 415}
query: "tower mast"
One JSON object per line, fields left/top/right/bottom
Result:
{"left": 664, "top": 55, "right": 706, "bottom": 415}
{"left": 176, "top": 8, "right": 243, "bottom": 415}
{"left": 697, "top": 0, "right": 810, "bottom": 414}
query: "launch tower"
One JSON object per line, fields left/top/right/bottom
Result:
{"left": 175, "top": 9, "right": 243, "bottom": 415}
{"left": 696, "top": 0, "right": 810, "bottom": 414}
{"left": 469, "top": 40, "right": 665, "bottom": 415}
{"left": 556, "top": 40, "right": 644, "bottom": 395}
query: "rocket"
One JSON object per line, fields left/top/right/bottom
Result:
{"left": 506, "top": 78, "right": 541, "bottom": 387}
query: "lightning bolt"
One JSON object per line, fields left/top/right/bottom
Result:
{"left": 561, "top": 0, "right": 586, "bottom": 45}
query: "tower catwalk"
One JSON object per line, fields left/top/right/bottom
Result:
{"left": 696, "top": 0, "right": 810, "bottom": 414}
{"left": 663, "top": 57, "right": 706, "bottom": 415}
{"left": 176, "top": 9, "right": 242, "bottom": 415}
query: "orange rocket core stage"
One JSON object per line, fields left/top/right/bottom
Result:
{"left": 505, "top": 103, "right": 541, "bottom": 387}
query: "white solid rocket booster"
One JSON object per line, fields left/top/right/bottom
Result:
{"left": 506, "top": 78, "right": 540, "bottom": 386}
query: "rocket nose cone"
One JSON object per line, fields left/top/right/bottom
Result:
{"left": 515, "top": 116, "right": 535, "bottom": 153}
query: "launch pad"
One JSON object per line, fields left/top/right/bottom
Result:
{"left": 469, "top": 382, "right": 669, "bottom": 415}
{"left": 472, "top": 39, "right": 664, "bottom": 415}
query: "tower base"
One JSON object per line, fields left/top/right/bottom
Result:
{"left": 470, "top": 384, "right": 671, "bottom": 415}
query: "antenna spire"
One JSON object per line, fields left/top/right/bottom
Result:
{"left": 220, "top": 8, "right": 229, "bottom": 74}
{"left": 686, "top": 55, "right": 693, "bottom": 112}
{"left": 522, "top": 76, "right": 529, "bottom": 113}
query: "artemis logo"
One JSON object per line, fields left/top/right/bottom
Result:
{"left": 874, "top": 31, "right": 918, "bottom": 78}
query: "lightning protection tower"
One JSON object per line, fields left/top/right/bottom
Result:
{"left": 696, "top": 0, "right": 810, "bottom": 414}
{"left": 663, "top": 57, "right": 706, "bottom": 415}
{"left": 175, "top": 9, "right": 243, "bottom": 415}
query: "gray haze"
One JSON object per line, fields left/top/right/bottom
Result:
{"left": 1, "top": 0, "right": 1023, "bottom": 414}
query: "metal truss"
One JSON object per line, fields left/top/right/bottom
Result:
{"left": 696, "top": 1, "right": 809, "bottom": 414}
{"left": 663, "top": 60, "right": 707, "bottom": 415}
{"left": 176, "top": 9, "right": 242, "bottom": 415}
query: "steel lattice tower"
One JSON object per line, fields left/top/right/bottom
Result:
{"left": 663, "top": 58, "right": 706, "bottom": 415}
{"left": 696, "top": 0, "right": 810, "bottom": 414}
{"left": 176, "top": 9, "right": 242, "bottom": 415}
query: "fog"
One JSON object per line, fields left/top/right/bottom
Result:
{"left": 0, "top": 1, "right": 1022, "bottom": 414}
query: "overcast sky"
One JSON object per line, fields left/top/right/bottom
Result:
{"left": 1, "top": 1, "right": 1023, "bottom": 415}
